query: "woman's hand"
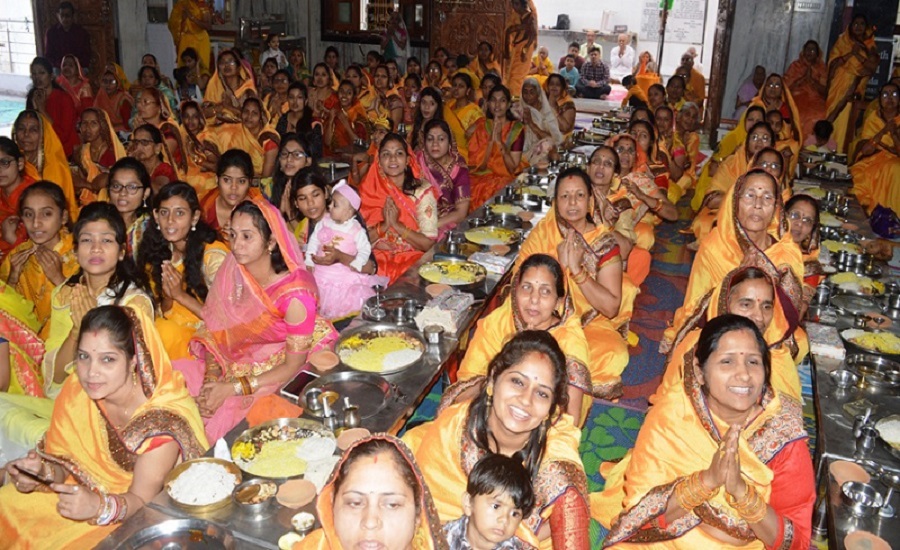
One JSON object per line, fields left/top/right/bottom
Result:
{"left": 383, "top": 197, "right": 399, "bottom": 227}
{"left": 5, "top": 246, "right": 34, "bottom": 285}
{"left": 34, "top": 247, "right": 65, "bottom": 286}
{"left": 6, "top": 452, "right": 44, "bottom": 493}
{"left": 491, "top": 120, "right": 504, "bottom": 143}
{"left": 53, "top": 482, "right": 102, "bottom": 521}
{"left": 2, "top": 215, "right": 19, "bottom": 246}
{"left": 69, "top": 284, "right": 94, "bottom": 331}
{"left": 160, "top": 261, "right": 186, "bottom": 302}
{"left": 704, "top": 424, "right": 743, "bottom": 494}
{"left": 196, "top": 380, "right": 234, "bottom": 417}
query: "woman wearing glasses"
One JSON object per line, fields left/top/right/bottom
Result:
{"left": 662, "top": 169, "right": 803, "bottom": 353}
{"left": 691, "top": 122, "right": 776, "bottom": 243}
{"left": 261, "top": 134, "right": 313, "bottom": 222}
{"left": 850, "top": 83, "right": 900, "bottom": 214}
{"left": 202, "top": 49, "right": 257, "bottom": 127}
{"left": 106, "top": 157, "right": 153, "bottom": 261}
{"left": 784, "top": 193, "right": 822, "bottom": 312}
{"left": 127, "top": 124, "right": 177, "bottom": 194}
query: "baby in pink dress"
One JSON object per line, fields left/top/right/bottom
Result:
{"left": 305, "top": 180, "right": 389, "bottom": 320}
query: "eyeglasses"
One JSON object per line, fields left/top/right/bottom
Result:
{"left": 128, "top": 138, "right": 155, "bottom": 147}
{"left": 749, "top": 134, "right": 772, "bottom": 143}
{"left": 882, "top": 90, "right": 900, "bottom": 98}
{"left": 614, "top": 146, "right": 635, "bottom": 155}
{"left": 218, "top": 60, "right": 237, "bottom": 67}
{"left": 766, "top": 82, "right": 783, "bottom": 88}
{"left": 0, "top": 158, "right": 16, "bottom": 169}
{"left": 274, "top": 77, "right": 289, "bottom": 83}
{"left": 101, "top": 78, "right": 116, "bottom": 85}
{"left": 109, "top": 183, "right": 143, "bottom": 195}
{"left": 279, "top": 150, "right": 308, "bottom": 160}
{"left": 756, "top": 161, "right": 781, "bottom": 171}
{"left": 739, "top": 191, "right": 776, "bottom": 206}
{"left": 788, "top": 210, "right": 814, "bottom": 226}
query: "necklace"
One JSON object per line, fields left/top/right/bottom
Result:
{"left": 107, "top": 375, "right": 138, "bottom": 430}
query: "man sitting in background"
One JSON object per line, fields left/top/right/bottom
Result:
{"left": 579, "top": 30, "right": 602, "bottom": 61}
{"left": 576, "top": 47, "right": 611, "bottom": 99}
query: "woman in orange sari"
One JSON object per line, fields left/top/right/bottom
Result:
{"left": 0, "top": 305, "right": 207, "bottom": 549}
{"left": 457, "top": 253, "right": 594, "bottom": 423}
{"left": 57, "top": 55, "right": 93, "bottom": 114}
{"left": 826, "top": 14, "right": 879, "bottom": 153}
{"left": 545, "top": 74, "right": 577, "bottom": 138}
{"left": 132, "top": 87, "right": 188, "bottom": 177}
{"left": 324, "top": 79, "right": 369, "bottom": 156}
{"left": 177, "top": 100, "right": 218, "bottom": 196}
{"left": 202, "top": 49, "right": 257, "bottom": 127}
{"left": 517, "top": 168, "right": 634, "bottom": 400}
{"left": 12, "top": 110, "right": 78, "bottom": 216}
{"left": 365, "top": 65, "right": 404, "bottom": 129}
{"left": 691, "top": 122, "right": 776, "bottom": 242}
{"left": 304, "top": 434, "right": 449, "bottom": 550}
{"left": 470, "top": 41, "right": 504, "bottom": 82}
{"left": 307, "top": 63, "right": 339, "bottom": 122}
{"left": 596, "top": 315, "right": 814, "bottom": 549}
{"left": 174, "top": 196, "right": 337, "bottom": 441}
{"left": 359, "top": 133, "right": 438, "bottom": 284}
{"left": 785, "top": 40, "right": 828, "bottom": 139}
{"left": 669, "top": 103, "right": 702, "bottom": 202}
{"left": 404, "top": 331, "right": 590, "bottom": 550}
{"left": 0, "top": 138, "right": 36, "bottom": 258}
{"left": 662, "top": 169, "right": 804, "bottom": 353}
{"left": 468, "top": 85, "right": 527, "bottom": 210}
{"left": 94, "top": 65, "right": 134, "bottom": 135}
{"left": 849, "top": 83, "right": 900, "bottom": 213}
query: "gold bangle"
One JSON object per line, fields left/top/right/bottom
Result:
{"left": 725, "top": 484, "right": 767, "bottom": 523}
{"left": 571, "top": 269, "right": 589, "bottom": 285}
{"left": 239, "top": 376, "right": 252, "bottom": 396}
{"left": 675, "top": 471, "right": 718, "bottom": 510}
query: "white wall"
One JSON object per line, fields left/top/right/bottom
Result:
{"left": 533, "top": 0, "right": 720, "bottom": 79}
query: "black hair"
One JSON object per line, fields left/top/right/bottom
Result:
{"left": 751, "top": 146, "right": 785, "bottom": 178}
{"left": 230, "top": 200, "right": 288, "bottom": 273}
{"left": 745, "top": 121, "right": 776, "bottom": 156}
{"left": 422, "top": 118, "right": 452, "bottom": 145}
{"left": 289, "top": 167, "right": 330, "bottom": 224}
{"left": 265, "top": 32, "right": 281, "bottom": 47}
{"left": 78, "top": 305, "right": 136, "bottom": 361}
{"left": 565, "top": 54, "right": 576, "bottom": 61}
{"left": 696, "top": 314, "right": 771, "bottom": 391}
{"left": 58, "top": 1, "right": 75, "bottom": 12}
{"left": 379, "top": 133, "right": 419, "bottom": 196}
{"left": 273, "top": 68, "right": 292, "bottom": 84}
{"left": 784, "top": 193, "right": 820, "bottom": 250}
{"left": 765, "top": 109, "right": 784, "bottom": 123}
{"left": 589, "top": 145, "right": 621, "bottom": 174}
{"left": 466, "top": 454, "right": 536, "bottom": 517}
{"left": 181, "top": 47, "right": 198, "bottom": 62}
{"left": 216, "top": 49, "right": 240, "bottom": 66}
{"left": 452, "top": 72, "right": 473, "bottom": 90}
{"left": 324, "top": 46, "right": 339, "bottom": 60}
{"left": 486, "top": 85, "right": 514, "bottom": 121}
{"left": 411, "top": 87, "right": 445, "bottom": 150}
{"left": 404, "top": 73, "right": 422, "bottom": 90}
{"left": 622, "top": 75, "right": 635, "bottom": 87}
{"left": 132, "top": 123, "right": 166, "bottom": 162}
{"left": 67, "top": 202, "right": 150, "bottom": 301}
{"left": 481, "top": 73, "right": 502, "bottom": 90}
{"left": 666, "top": 74, "right": 686, "bottom": 90}
{"left": 173, "top": 66, "right": 190, "bottom": 86}
{"left": 813, "top": 120, "right": 833, "bottom": 140}
{"left": 745, "top": 105, "right": 767, "bottom": 123}
{"left": 271, "top": 133, "right": 312, "bottom": 219}
{"left": 802, "top": 40, "right": 820, "bottom": 57}
{"left": 333, "top": 437, "right": 422, "bottom": 515}
{"left": 0, "top": 136, "right": 22, "bottom": 161}
{"left": 629, "top": 108, "right": 656, "bottom": 128}
{"left": 433, "top": 47, "right": 451, "bottom": 59}
{"left": 366, "top": 50, "right": 383, "bottom": 63}
{"left": 455, "top": 54, "right": 470, "bottom": 68}
{"left": 338, "top": 78, "right": 357, "bottom": 96}
{"left": 629, "top": 119, "right": 658, "bottom": 158}
{"left": 262, "top": 57, "right": 279, "bottom": 72}
{"left": 728, "top": 266, "right": 770, "bottom": 294}
{"left": 19, "top": 181, "right": 70, "bottom": 231}
{"left": 27, "top": 57, "right": 64, "bottom": 100}
{"left": 648, "top": 83, "right": 666, "bottom": 101}
{"left": 568, "top": 42, "right": 580, "bottom": 49}
{"left": 138, "top": 65, "right": 162, "bottom": 86}
{"left": 373, "top": 64, "right": 391, "bottom": 86}
{"left": 216, "top": 148, "right": 254, "bottom": 179}
{"left": 312, "top": 62, "right": 332, "bottom": 84}
{"left": 518, "top": 253, "right": 565, "bottom": 298}
{"left": 478, "top": 41, "right": 494, "bottom": 53}
{"left": 466, "top": 331, "right": 568, "bottom": 479}
{"left": 108, "top": 156, "right": 153, "bottom": 219}
{"left": 406, "top": 56, "right": 421, "bottom": 70}
{"left": 425, "top": 60, "right": 443, "bottom": 80}
{"left": 137, "top": 181, "right": 219, "bottom": 307}
{"left": 588, "top": 46, "right": 601, "bottom": 55}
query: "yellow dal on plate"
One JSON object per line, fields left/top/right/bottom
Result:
{"left": 339, "top": 334, "right": 423, "bottom": 372}
{"left": 419, "top": 261, "right": 485, "bottom": 285}
{"left": 465, "top": 227, "right": 518, "bottom": 246}
{"left": 822, "top": 240, "right": 861, "bottom": 254}
{"left": 239, "top": 440, "right": 308, "bottom": 478}
{"left": 489, "top": 203, "right": 524, "bottom": 215}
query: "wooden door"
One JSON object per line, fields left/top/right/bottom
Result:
{"left": 431, "top": 0, "right": 508, "bottom": 60}
{"left": 34, "top": 0, "right": 118, "bottom": 87}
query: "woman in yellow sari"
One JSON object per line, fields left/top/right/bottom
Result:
{"left": 826, "top": 14, "right": 879, "bottom": 154}
{"left": 177, "top": 100, "right": 218, "bottom": 196}
{"left": 468, "top": 85, "right": 527, "bottom": 210}
{"left": 365, "top": 64, "right": 404, "bottom": 129}
{"left": 304, "top": 434, "right": 449, "bottom": 550}
{"left": 73, "top": 108, "right": 127, "bottom": 197}
{"left": 0, "top": 281, "right": 43, "bottom": 397}
{"left": 12, "top": 110, "right": 78, "bottom": 216}
{"left": 0, "top": 305, "right": 207, "bottom": 549}
{"left": 785, "top": 40, "right": 828, "bottom": 139}
{"left": 359, "top": 133, "right": 438, "bottom": 284}
{"left": 405, "top": 331, "right": 589, "bottom": 549}
{"left": 445, "top": 72, "right": 484, "bottom": 165}
{"left": 545, "top": 74, "right": 577, "bottom": 138}
{"left": 206, "top": 97, "right": 280, "bottom": 179}
{"left": 662, "top": 169, "right": 803, "bottom": 353}
{"left": 457, "top": 253, "right": 593, "bottom": 423}
{"left": 588, "top": 145, "right": 639, "bottom": 264}
{"left": 596, "top": 315, "right": 814, "bottom": 549}
{"left": 517, "top": 168, "right": 635, "bottom": 399}
{"left": 691, "top": 122, "right": 776, "bottom": 242}
{"left": 169, "top": 0, "right": 212, "bottom": 76}
{"left": 849, "top": 83, "right": 900, "bottom": 213}
{"left": 0, "top": 182, "right": 77, "bottom": 332}
{"left": 137, "top": 182, "right": 227, "bottom": 361}
{"left": 202, "top": 49, "right": 257, "bottom": 127}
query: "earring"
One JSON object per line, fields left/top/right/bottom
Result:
{"left": 143, "top": 199, "right": 147, "bottom": 208}
{"left": 191, "top": 224, "right": 196, "bottom": 232}
{"left": 156, "top": 223, "right": 161, "bottom": 230}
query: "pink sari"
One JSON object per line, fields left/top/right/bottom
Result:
{"left": 174, "top": 195, "right": 337, "bottom": 440}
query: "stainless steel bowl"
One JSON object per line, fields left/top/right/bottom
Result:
{"left": 830, "top": 369, "right": 859, "bottom": 389}
{"left": 841, "top": 481, "right": 884, "bottom": 517}
{"left": 117, "top": 519, "right": 234, "bottom": 549}
{"left": 232, "top": 480, "right": 276, "bottom": 518}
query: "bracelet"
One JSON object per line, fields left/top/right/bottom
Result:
{"left": 238, "top": 376, "right": 252, "bottom": 396}
{"left": 725, "top": 484, "right": 768, "bottom": 523}
{"left": 90, "top": 494, "right": 115, "bottom": 526}
{"left": 571, "top": 269, "right": 589, "bottom": 285}
{"left": 651, "top": 199, "right": 664, "bottom": 213}
{"left": 674, "top": 471, "right": 718, "bottom": 511}
{"left": 113, "top": 494, "right": 128, "bottom": 524}
{"left": 232, "top": 379, "right": 243, "bottom": 396}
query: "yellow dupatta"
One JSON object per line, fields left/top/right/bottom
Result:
{"left": 444, "top": 99, "right": 484, "bottom": 164}
{"left": 203, "top": 57, "right": 257, "bottom": 121}
{"left": 849, "top": 107, "right": 900, "bottom": 213}
{"left": 0, "top": 281, "right": 43, "bottom": 396}
{"left": 78, "top": 108, "right": 127, "bottom": 192}
{"left": 826, "top": 27, "right": 877, "bottom": 153}
{"left": 169, "top": 0, "right": 213, "bottom": 75}
{"left": 14, "top": 110, "right": 78, "bottom": 216}
{"left": 0, "top": 306, "right": 207, "bottom": 549}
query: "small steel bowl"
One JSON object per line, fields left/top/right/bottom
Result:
{"left": 830, "top": 369, "right": 859, "bottom": 389}
{"left": 233, "top": 480, "right": 276, "bottom": 517}
{"left": 291, "top": 511, "right": 316, "bottom": 535}
{"left": 841, "top": 481, "right": 884, "bottom": 517}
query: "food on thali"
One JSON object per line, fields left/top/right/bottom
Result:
{"left": 518, "top": 185, "right": 547, "bottom": 197}
{"left": 232, "top": 423, "right": 335, "bottom": 478}
{"left": 464, "top": 226, "right": 518, "bottom": 246}
{"left": 875, "top": 416, "right": 900, "bottom": 449}
{"left": 822, "top": 240, "right": 861, "bottom": 254}
{"left": 235, "top": 481, "right": 277, "bottom": 504}
{"left": 797, "top": 187, "right": 826, "bottom": 200}
{"left": 829, "top": 272, "right": 885, "bottom": 295}
{"left": 842, "top": 329, "right": 900, "bottom": 355}
{"left": 338, "top": 331, "right": 424, "bottom": 373}
{"left": 820, "top": 212, "right": 844, "bottom": 227}
{"left": 489, "top": 203, "right": 524, "bottom": 215}
{"left": 418, "top": 260, "right": 487, "bottom": 285}
{"left": 167, "top": 461, "right": 239, "bottom": 506}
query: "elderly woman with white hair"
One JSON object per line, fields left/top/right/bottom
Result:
{"left": 515, "top": 76, "right": 564, "bottom": 166}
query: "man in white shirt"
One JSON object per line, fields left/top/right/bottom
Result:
{"left": 579, "top": 30, "right": 602, "bottom": 61}
{"left": 609, "top": 33, "right": 635, "bottom": 83}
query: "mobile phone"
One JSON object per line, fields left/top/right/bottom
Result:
{"left": 17, "top": 467, "right": 54, "bottom": 486}
{"left": 280, "top": 370, "right": 320, "bottom": 403}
